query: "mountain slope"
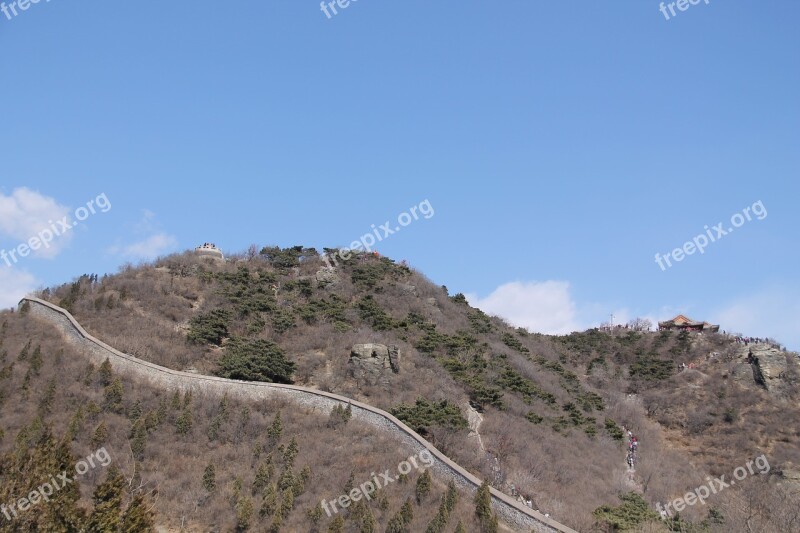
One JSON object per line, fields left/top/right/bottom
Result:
{"left": 15, "top": 245, "right": 800, "bottom": 531}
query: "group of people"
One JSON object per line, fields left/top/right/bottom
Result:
{"left": 621, "top": 426, "right": 639, "bottom": 468}
{"left": 724, "top": 333, "right": 785, "bottom": 350}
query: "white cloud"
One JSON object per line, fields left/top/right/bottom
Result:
{"left": 712, "top": 286, "right": 800, "bottom": 350}
{"left": 466, "top": 281, "right": 582, "bottom": 335}
{"left": 0, "top": 188, "right": 72, "bottom": 259}
{"left": 111, "top": 233, "right": 178, "bottom": 261}
{"left": 108, "top": 210, "right": 178, "bottom": 262}
{"left": 466, "top": 281, "right": 681, "bottom": 335}
{"left": 0, "top": 268, "right": 39, "bottom": 309}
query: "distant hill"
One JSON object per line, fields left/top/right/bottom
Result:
{"left": 4, "top": 245, "right": 799, "bottom": 532}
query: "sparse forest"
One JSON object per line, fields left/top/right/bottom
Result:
{"left": 3, "top": 245, "right": 798, "bottom": 532}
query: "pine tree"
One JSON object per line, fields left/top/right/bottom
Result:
{"left": 130, "top": 419, "right": 148, "bottom": 459}
{"left": 307, "top": 502, "right": 324, "bottom": 530}
{"left": 260, "top": 484, "right": 278, "bottom": 517}
{"left": 267, "top": 412, "right": 283, "bottom": 444}
{"left": 203, "top": 463, "right": 216, "bottom": 492}
{"left": 343, "top": 471, "right": 355, "bottom": 495}
{"left": 103, "top": 377, "right": 124, "bottom": 413}
{"left": 30, "top": 345, "right": 43, "bottom": 375}
{"left": 121, "top": 493, "right": 154, "bottom": 533}
{"left": 128, "top": 400, "right": 143, "bottom": 421}
{"left": 278, "top": 466, "right": 295, "bottom": 492}
{"left": 66, "top": 406, "right": 85, "bottom": 441}
{"left": 91, "top": 422, "right": 109, "bottom": 448}
{"left": 415, "top": 470, "right": 432, "bottom": 504}
{"left": 236, "top": 496, "right": 254, "bottom": 531}
{"left": 176, "top": 407, "right": 193, "bottom": 435}
{"left": 38, "top": 379, "right": 57, "bottom": 414}
{"left": 474, "top": 480, "right": 498, "bottom": 533}
{"left": 283, "top": 437, "right": 299, "bottom": 467}
{"left": 98, "top": 358, "right": 113, "bottom": 385}
{"left": 17, "top": 340, "right": 31, "bottom": 361}
{"left": 253, "top": 462, "right": 272, "bottom": 494}
{"left": 444, "top": 480, "right": 458, "bottom": 513}
{"left": 294, "top": 465, "right": 311, "bottom": 496}
{"left": 327, "top": 515, "right": 345, "bottom": 533}
{"left": 279, "top": 487, "right": 294, "bottom": 519}
{"left": 86, "top": 467, "right": 126, "bottom": 532}
{"left": 359, "top": 505, "right": 376, "bottom": 533}
{"left": 400, "top": 497, "right": 414, "bottom": 524}
{"left": 170, "top": 390, "right": 181, "bottom": 410}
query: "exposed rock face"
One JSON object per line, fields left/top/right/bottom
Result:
{"left": 349, "top": 343, "right": 400, "bottom": 385}
{"left": 316, "top": 268, "right": 340, "bottom": 285}
{"left": 732, "top": 344, "right": 794, "bottom": 396}
{"left": 388, "top": 345, "right": 401, "bottom": 373}
{"left": 398, "top": 283, "right": 417, "bottom": 295}
{"left": 779, "top": 462, "right": 800, "bottom": 489}
{"left": 748, "top": 345, "right": 788, "bottom": 387}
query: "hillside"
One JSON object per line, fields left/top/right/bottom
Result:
{"left": 5, "top": 245, "right": 800, "bottom": 532}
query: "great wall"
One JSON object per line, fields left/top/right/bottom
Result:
{"left": 19, "top": 297, "right": 577, "bottom": 533}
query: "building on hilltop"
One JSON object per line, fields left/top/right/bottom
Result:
{"left": 658, "top": 314, "right": 719, "bottom": 333}
{"left": 195, "top": 243, "right": 224, "bottom": 261}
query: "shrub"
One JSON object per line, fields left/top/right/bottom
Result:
{"left": 217, "top": 338, "right": 295, "bottom": 384}
{"left": 592, "top": 492, "right": 660, "bottom": 531}
{"left": 260, "top": 246, "right": 317, "bottom": 269}
{"left": 605, "top": 419, "right": 624, "bottom": 441}
{"left": 501, "top": 333, "right": 529, "bottom": 354}
{"left": 187, "top": 309, "right": 231, "bottom": 346}
{"left": 356, "top": 296, "right": 395, "bottom": 330}
{"left": 390, "top": 398, "right": 468, "bottom": 435}
{"left": 630, "top": 355, "right": 674, "bottom": 381}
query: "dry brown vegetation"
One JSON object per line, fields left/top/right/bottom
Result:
{"left": 11, "top": 246, "right": 800, "bottom": 531}
{"left": 0, "top": 310, "right": 488, "bottom": 532}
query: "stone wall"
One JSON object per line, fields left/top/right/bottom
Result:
{"left": 20, "top": 297, "right": 576, "bottom": 533}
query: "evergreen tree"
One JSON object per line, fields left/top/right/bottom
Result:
{"left": 474, "top": 480, "right": 498, "bottom": 533}
{"left": 283, "top": 436, "right": 299, "bottom": 466}
{"left": 121, "top": 493, "right": 154, "bottom": 533}
{"left": 253, "top": 462, "right": 271, "bottom": 494}
{"left": 103, "top": 377, "right": 125, "bottom": 413}
{"left": 327, "top": 515, "right": 345, "bottom": 533}
{"left": 260, "top": 484, "right": 278, "bottom": 517}
{"left": 130, "top": 419, "right": 148, "bottom": 459}
{"left": 236, "top": 496, "right": 254, "bottom": 531}
{"left": 267, "top": 412, "right": 282, "bottom": 444}
{"left": 30, "top": 345, "right": 43, "bottom": 375}
{"left": 176, "top": 407, "right": 193, "bottom": 435}
{"left": 91, "top": 421, "right": 109, "bottom": 448}
{"left": 86, "top": 468, "right": 126, "bottom": 532}
{"left": 203, "top": 463, "right": 217, "bottom": 492}
{"left": 399, "top": 497, "right": 414, "bottom": 524}
{"left": 98, "top": 358, "right": 113, "bottom": 385}
{"left": 415, "top": 470, "right": 432, "bottom": 504}
{"left": 279, "top": 488, "right": 294, "bottom": 519}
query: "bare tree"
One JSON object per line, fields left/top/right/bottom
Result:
{"left": 628, "top": 318, "right": 653, "bottom": 332}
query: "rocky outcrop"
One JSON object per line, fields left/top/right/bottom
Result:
{"left": 349, "top": 343, "right": 400, "bottom": 385}
{"left": 778, "top": 462, "right": 800, "bottom": 489}
{"left": 316, "top": 267, "right": 340, "bottom": 285}
{"left": 20, "top": 297, "right": 575, "bottom": 533}
{"left": 388, "top": 345, "right": 401, "bottom": 373}
{"left": 732, "top": 344, "right": 794, "bottom": 396}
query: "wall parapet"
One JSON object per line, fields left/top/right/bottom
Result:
{"left": 19, "top": 297, "right": 576, "bottom": 533}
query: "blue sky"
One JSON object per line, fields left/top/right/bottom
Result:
{"left": 1, "top": 1, "right": 798, "bottom": 348}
